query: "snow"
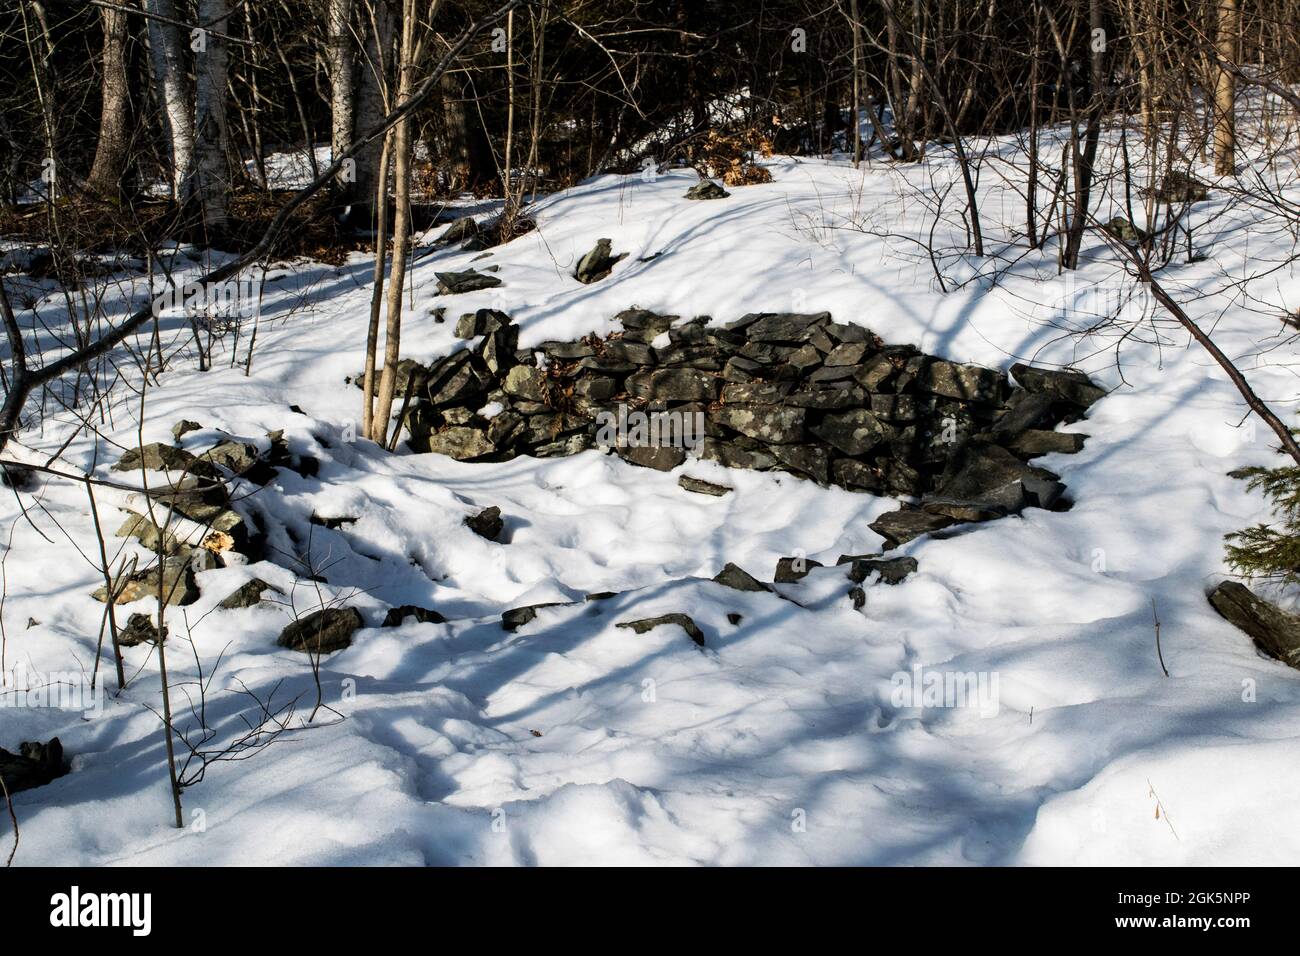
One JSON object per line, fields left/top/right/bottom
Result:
{"left": 247, "top": 145, "right": 333, "bottom": 190}
{"left": 4, "top": 121, "right": 1300, "bottom": 865}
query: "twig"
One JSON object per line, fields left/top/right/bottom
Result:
{"left": 1152, "top": 597, "right": 1169, "bottom": 677}
{"left": 0, "top": 773, "right": 17, "bottom": 867}
{"left": 1095, "top": 221, "right": 1300, "bottom": 468}
{"left": 1147, "top": 779, "right": 1180, "bottom": 841}
{"left": 85, "top": 475, "right": 126, "bottom": 690}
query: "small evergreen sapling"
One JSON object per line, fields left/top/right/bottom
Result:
{"left": 1226, "top": 444, "right": 1300, "bottom": 582}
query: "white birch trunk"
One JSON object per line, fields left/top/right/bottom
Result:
{"left": 328, "top": 0, "right": 357, "bottom": 197}
{"left": 143, "top": 0, "right": 196, "bottom": 204}
{"left": 194, "top": 0, "right": 233, "bottom": 231}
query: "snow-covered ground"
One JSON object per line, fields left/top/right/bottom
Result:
{"left": 3, "top": 121, "right": 1300, "bottom": 865}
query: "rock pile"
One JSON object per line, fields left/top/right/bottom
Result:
{"left": 383, "top": 308, "right": 1101, "bottom": 547}
{"left": 99, "top": 430, "right": 364, "bottom": 655}
{"left": 96, "top": 427, "right": 319, "bottom": 610}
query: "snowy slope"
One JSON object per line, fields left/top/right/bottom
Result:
{"left": 3, "top": 128, "right": 1300, "bottom": 865}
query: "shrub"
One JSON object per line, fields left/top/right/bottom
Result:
{"left": 1226, "top": 453, "right": 1300, "bottom": 583}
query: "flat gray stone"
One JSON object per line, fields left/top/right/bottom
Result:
{"left": 277, "top": 607, "right": 363, "bottom": 654}
{"left": 838, "top": 554, "right": 918, "bottom": 585}
{"left": 728, "top": 312, "right": 831, "bottom": 343}
{"left": 416, "top": 426, "right": 496, "bottom": 460}
{"left": 685, "top": 180, "right": 729, "bottom": 200}
{"left": 1209, "top": 581, "right": 1300, "bottom": 668}
{"left": 617, "top": 445, "right": 686, "bottom": 471}
{"left": 700, "top": 439, "right": 778, "bottom": 470}
{"left": 627, "top": 367, "right": 719, "bottom": 402}
{"left": 810, "top": 409, "right": 887, "bottom": 456}
{"left": 713, "top": 562, "right": 769, "bottom": 592}
{"left": 436, "top": 270, "right": 502, "bottom": 295}
{"left": 1009, "top": 430, "right": 1086, "bottom": 457}
{"left": 915, "top": 359, "right": 1007, "bottom": 403}
{"left": 679, "top": 475, "right": 732, "bottom": 496}
{"left": 93, "top": 558, "right": 199, "bottom": 606}
{"left": 775, "top": 556, "right": 823, "bottom": 582}
{"left": 617, "top": 613, "right": 706, "bottom": 646}
{"left": 465, "top": 506, "right": 504, "bottom": 541}
{"left": 938, "top": 442, "right": 1057, "bottom": 506}
{"left": 990, "top": 390, "right": 1055, "bottom": 438}
{"left": 769, "top": 443, "right": 829, "bottom": 483}
{"left": 712, "top": 405, "right": 805, "bottom": 444}
{"left": 503, "top": 365, "right": 547, "bottom": 402}
{"left": 616, "top": 308, "right": 678, "bottom": 342}
{"left": 502, "top": 602, "right": 569, "bottom": 632}
{"left": 854, "top": 354, "right": 895, "bottom": 390}
{"left": 824, "top": 342, "right": 868, "bottom": 366}
{"left": 113, "top": 442, "right": 211, "bottom": 475}
{"left": 383, "top": 605, "right": 447, "bottom": 626}
{"left": 219, "top": 578, "right": 283, "bottom": 609}
{"left": 869, "top": 509, "right": 956, "bottom": 548}
{"left": 1010, "top": 363, "right": 1106, "bottom": 408}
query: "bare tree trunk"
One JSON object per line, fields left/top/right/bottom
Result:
{"left": 882, "top": 2, "right": 912, "bottom": 158}
{"left": 328, "top": 0, "right": 357, "bottom": 200}
{"left": 851, "top": 0, "right": 863, "bottom": 166}
{"left": 194, "top": 0, "right": 233, "bottom": 235}
{"left": 1214, "top": 0, "right": 1238, "bottom": 174}
{"left": 521, "top": 2, "right": 549, "bottom": 199}
{"left": 441, "top": 71, "right": 472, "bottom": 189}
{"left": 502, "top": 8, "right": 516, "bottom": 210}
{"left": 1063, "top": 0, "right": 1105, "bottom": 270}
{"left": 902, "top": 0, "right": 925, "bottom": 149}
{"left": 240, "top": 9, "right": 268, "bottom": 188}
{"left": 1027, "top": 6, "right": 1041, "bottom": 248}
{"left": 441, "top": 64, "right": 496, "bottom": 191}
{"left": 20, "top": 2, "right": 58, "bottom": 197}
{"left": 350, "top": 0, "right": 395, "bottom": 226}
{"left": 1125, "top": 0, "right": 1156, "bottom": 144}
{"left": 87, "top": 4, "right": 132, "bottom": 196}
{"left": 875, "top": 0, "right": 984, "bottom": 253}
{"left": 143, "top": 0, "right": 196, "bottom": 205}
{"left": 370, "top": 0, "right": 419, "bottom": 444}
{"left": 273, "top": 41, "right": 320, "bottom": 182}
{"left": 361, "top": 132, "right": 392, "bottom": 438}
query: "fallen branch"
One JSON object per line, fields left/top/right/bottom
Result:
{"left": 1095, "top": 221, "right": 1300, "bottom": 467}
